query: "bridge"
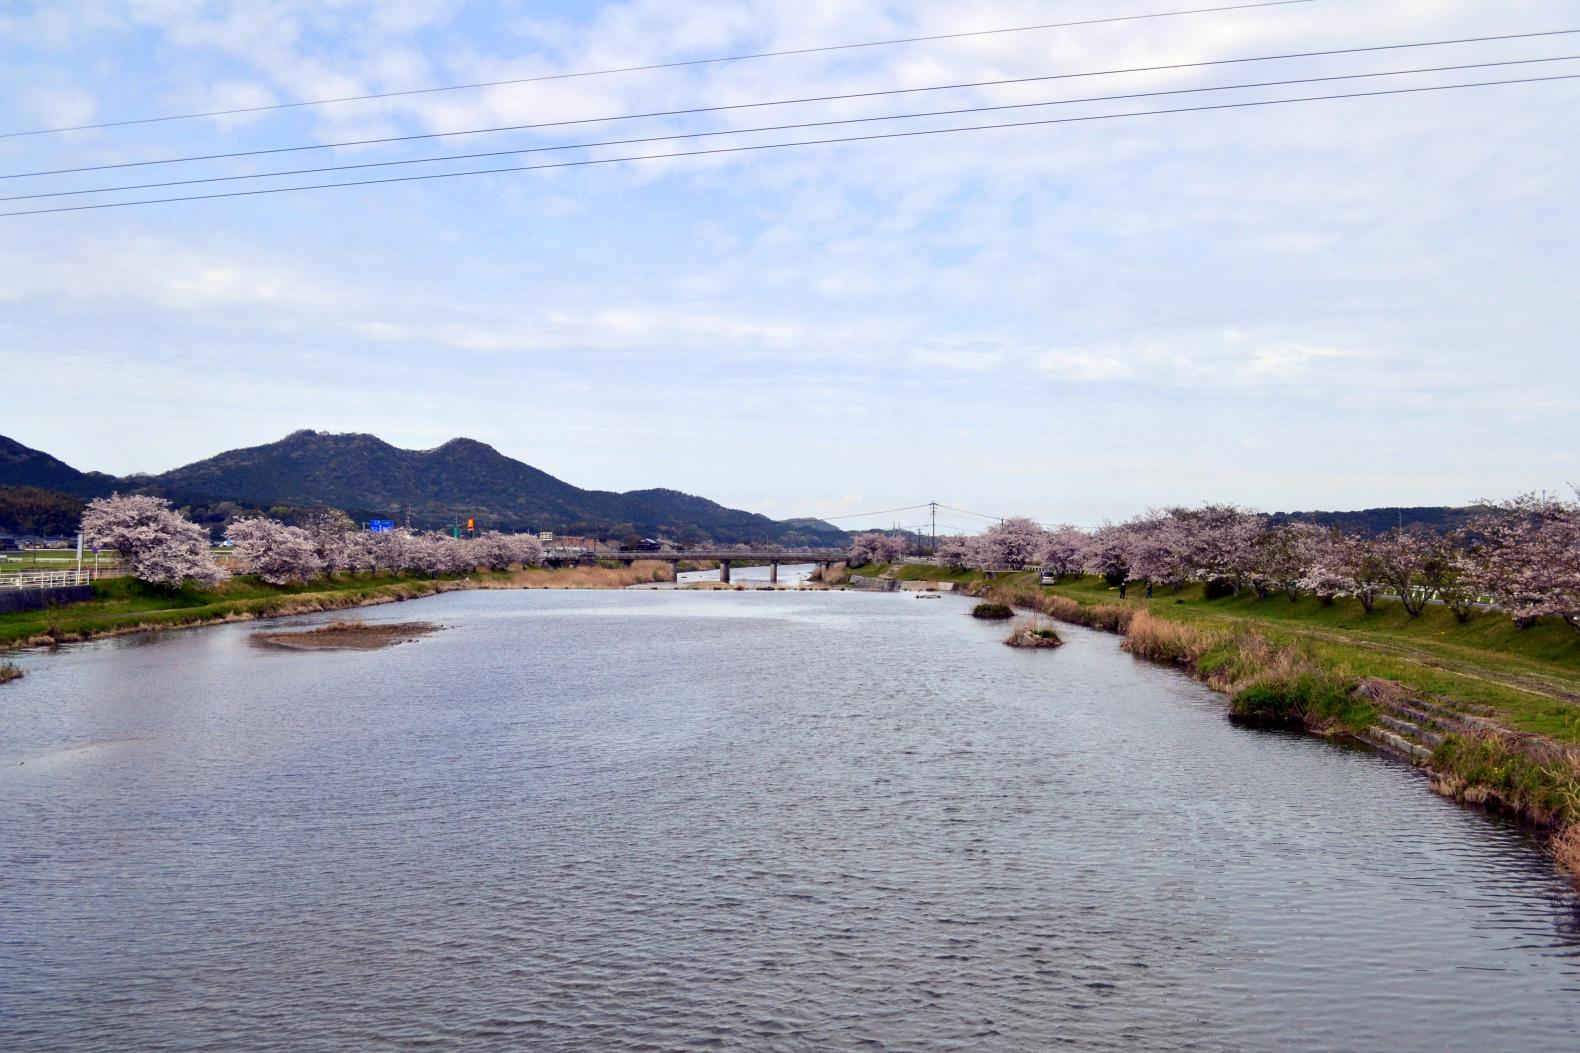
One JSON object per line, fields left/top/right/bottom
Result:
{"left": 549, "top": 548, "right": 850, "bottom": 583}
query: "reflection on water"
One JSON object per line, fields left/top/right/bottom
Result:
{"left": 2, "top": 589, "right": 1577, "bottom": 1051}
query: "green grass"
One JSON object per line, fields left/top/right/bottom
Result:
{"left": 1045, "top": 577, "right": 1580, "bottom": 740}
{"left": 1229, "top": 671, "right": 1375, "bottom": 734}
{"left": 0, "top": 571, "right": 494, "bottom": 648}
{"left": 1432, "top": 733, "right": 1579, "bottom": 827}
{"left": 914, "top": 566, "right": 1580, "bottom": 743}
{"left": 883, "top": 563, "right": 983, "bottom": 583}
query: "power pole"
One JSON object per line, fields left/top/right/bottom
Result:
{"left": 930, "top": 501, "right": 937, "bottom": 555}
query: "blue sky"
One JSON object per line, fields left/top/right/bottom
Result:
{"left": 1, "top": 0, "right": 1576, "bottom": 531}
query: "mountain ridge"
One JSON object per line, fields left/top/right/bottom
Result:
{"left": 0, "top": 430, "right": 848, "bottom": 545}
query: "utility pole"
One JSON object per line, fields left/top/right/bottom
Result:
{"left": 930, "top": 501, "right": 937, "bottom": 555}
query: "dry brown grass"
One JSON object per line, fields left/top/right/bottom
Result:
{"left": 980, "top": 585, "right": 1135, "bottom": 634}
{"left": 1554, "top": 824, "right": 1580, "bottom": 877}
{"left": 1120, "top": 610, "right": 1220, "bottom": 666}
{"left": 1005, "top": 616, "right": 1062, "bottom": 648}
{"left": 500, "top": 561, "right": 673, "bottom": 590}
{"left": 255, "top": 619, "right": 440, "bottom": 651}
{"left": 815, "top": 561, "right": 851, "bottom": 585}
{"left": 0, "top": 662, "right": 22, "bottom": 685}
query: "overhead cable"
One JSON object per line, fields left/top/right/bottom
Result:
{"left": 9, "top": 26, "right": 1577, "bottom": 181}
{"left": 8, "top": 55, "right": 1572, "bottom": 204}
{"left": 0, "top": 1, "right": 1319, "bottom": 139}
{"left": 4, "top": 73, "right": 1574, "bottom": 218}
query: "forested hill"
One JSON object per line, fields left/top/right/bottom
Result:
{"left": 0, "top": 431, "right": 847, "bottom": 545}
{"left": 0, "top": 435, "right": 118, "bottom": 499}
{"left": 1269, "top": 506, "right": 1486, "bottom": 535}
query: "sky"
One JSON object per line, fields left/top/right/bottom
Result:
{"left": 0, "top": 0, "right": 1576, "bottom": 533}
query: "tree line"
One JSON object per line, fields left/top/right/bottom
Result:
{"left": 81, "top": 494, "right": 547, "bottom": 588}
{"left": 848, "top": 491, "right": 1580, "bottom": 633}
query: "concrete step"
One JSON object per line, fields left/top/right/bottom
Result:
{"left": 1408, "top": 695, "right": 1498, "bottom": 723}
{"left": 1375, "top": 713, "right": 1444, "bottom": 748}
{"left": 1361, "top": 725, "right": 1434, "bottom": 761}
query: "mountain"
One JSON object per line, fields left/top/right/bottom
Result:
{"left": 0, "top": 431, "right": 847, "bottom": 545}
{"left": 0, "top": 436, "right": 117, "bottom": 499}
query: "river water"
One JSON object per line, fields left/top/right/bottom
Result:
{"left": 2, "top": 590, "right": 1577, "bottom": 1051}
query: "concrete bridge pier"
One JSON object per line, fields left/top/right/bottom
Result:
{"left": 668, "top": 558, "right": 680, "bottom": 582}
{"left": 769, "top": 561, "right": 779, "bottom": 584}
{"left": 818, "top": 561, "right": 831, "bottom": 580}
{"left": 719, "top": 560, "right": 732, "bottom": 584}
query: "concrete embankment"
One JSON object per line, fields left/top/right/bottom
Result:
{"left": 0, "top": 585, "right": 97, "bottom": 615}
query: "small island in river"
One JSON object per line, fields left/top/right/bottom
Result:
{"left": 254, "top": 620, "right": 441, "bottom": 651}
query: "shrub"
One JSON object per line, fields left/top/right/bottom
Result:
{"left": 0, "top": 662, "right": 23, "bottom": 685}
{"left": 1229, "top": 671, "right": 1370, "bottom": 733}
{"left": 1203, "top": 577, "right": 1237, "bottom": 600}
{"left": 1431, "top": 732, "right": 1580, "bottom": 828}
{"left": 972, "top": 603, "right": 1014, "bottom": 620}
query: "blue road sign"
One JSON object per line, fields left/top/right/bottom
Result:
{"left": 368, "top": 519, "right": 395, "bottom": 533}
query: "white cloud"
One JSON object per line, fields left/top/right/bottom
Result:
{"left": 0, "top": 0, "right": 1576, "bottom": 516}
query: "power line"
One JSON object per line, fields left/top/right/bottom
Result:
{"left": 0, "top": 1, "right": 1318, "bottom": 139}
{"left": 12, "top": 26, "right": 1577, "bottom": 181}
{"left": 813, "top": 504, "right": 935, "bottom": 521}
{"left": 938, "top": 503, "right": 1013, "bottom": 522}
{"left": 4, "top": 72, "right": 1574, "bottom": 219}
{"left": 9, "top": 55, "right": 1572, "bottom": 204}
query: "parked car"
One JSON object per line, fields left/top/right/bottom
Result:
{"left": 1039, "top": 568, "right": 1057, "bottom": 586}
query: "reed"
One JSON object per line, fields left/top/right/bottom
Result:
{"left": 503, "top": 561, "right": 673, "bottom": 590}
{"left": 1553, "top": 823, "right": 1580, "bottom": 877}
{"left": 1005, "top": 616, "right": 1062, "bottom": 648}
{"left": 1120, "top": 610, "right": 1218, "bottom": 665}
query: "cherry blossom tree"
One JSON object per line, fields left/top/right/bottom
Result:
{"left": 973, "top": 517, "right": 1049, "bottom": 571}
{"left": 510, "top": 534, "right": 546, "bottom": 567}
{"left": 302, "top": 509, "right": 356, "bottom": 574}
{"left": 1335, "top": 532, "right": 1389, "bottom": 613}
{"left": 935, "top": 536, "right": 974, "bottom": 570}
{"left": 1121, "top": 512, "right": 1188, "bottom": 587}
{"left": 366, "top": 528, "right": 415, "bottom": 573}
{"left": 849, "top": 531, "right": 904, "bottom": 567}
{"left": 226, "top": 518, "right": 324, "bottom": 585}
{"left": 1173, "top": 504, "right": 1266, "bottom": 593}
{"left": 1472, "top": 491, "right": 1580, "bottom": 632}
{"left": 81, "top": 494, "right": 228, "bottom": 588}
{"left": 1036, "top": 525, "right": 1089, "bottom": 579}
{"left": 1422, "top": 528, "right": 1481, "bottom": 623}
{"left": 1372, "top": 528, "right": 1438, "bottom": 617}
{"left": 1084, "top": 523, "right": 1133, "bottom": 584}
{"left": 341, "top": 530, "right": 383, "bottom": 574}
{"left": 1249, "top": 523, "right": 1322, "bottom": 601}
{"left": 475, "top": 531, "right": 519, "bottom": 571}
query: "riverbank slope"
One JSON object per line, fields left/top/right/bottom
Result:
{"left": 0, "top": 561, "right": 676, "bottom": 649}
{"left": 856, "top": 562, "right": 1580, "bottom": 872}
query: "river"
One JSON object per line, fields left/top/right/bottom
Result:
{"left": 2, "top": 589, "right": 1577, "bottom": 1051}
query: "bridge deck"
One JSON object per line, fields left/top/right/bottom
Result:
{"left": 555, "top": 549, "right": 847, "bottom": 563}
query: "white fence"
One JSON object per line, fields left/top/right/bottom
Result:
{"left": 0, "top": 566, "right": 120, "bottom": 590}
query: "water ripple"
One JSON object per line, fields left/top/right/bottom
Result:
{"left": 2, "top": 590, "right": 1578, "bottom": 1051}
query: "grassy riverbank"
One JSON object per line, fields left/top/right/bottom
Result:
{"left": 0, "top": 561, "right": 676, "bottom": 650}
{"left": 0, "top": 573, "right": 483, "bottom": 649}
{"left": 858, "top": 564, "right": 1580, "bottom": 739}
{"left": 861, "top": 561, "right": 1580, "bottom": 870}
